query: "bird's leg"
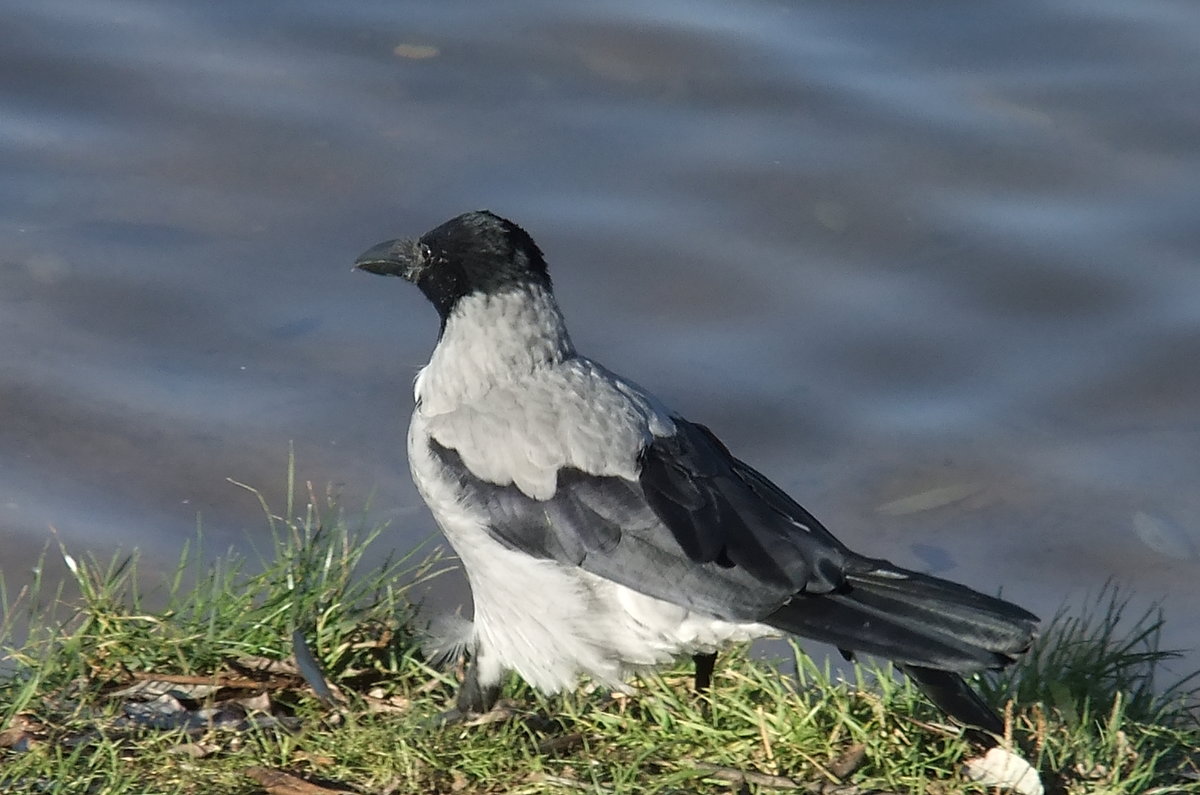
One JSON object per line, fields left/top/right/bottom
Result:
{"left": 425, "top": 655, "right": 502, "bottom": 728}
{"left": 693, "top": 652, "right": 717, "bottom": 693}
{"left": 456, "top": 657, "right": 501, "bottom": 715}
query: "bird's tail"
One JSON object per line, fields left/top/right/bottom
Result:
{"left": 901, "top": 664, "right": 1007, "bottom": 738}
{"left": 764, "top": 558, "right": 1037, "bottom": 735}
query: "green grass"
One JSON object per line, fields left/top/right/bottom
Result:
{"left": 2, "top": 476, "right": 1197, "bottom": 794}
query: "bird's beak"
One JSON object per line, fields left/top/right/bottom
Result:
{"left": 354, "top": 238, "right": 426, "bottom": 281}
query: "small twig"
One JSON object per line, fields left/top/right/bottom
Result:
{"left": 689, "top": 761, "right": 800, "bottom": 789}
{"left": 686, "top": 762, "right": 906, "bottom": 795}
{"left": 893, "top": 711, "right": 961, "bottom": 738}
{"left": 243, "top": 766, "right": 356, "bottom": 794}
{"left": 529, "top": 772, "right": 612, "bottom": 793}
{"left": 757, "top": 705, "right": 775, "bottom": 765}
{"left": 462, "top": 703, "right": 522, "bottom": 726}
{"left": 793, "top": 748, "right": 840, "bottom": 786}
{"left": 128, "top": 671, "right": 289, "bottom": 689}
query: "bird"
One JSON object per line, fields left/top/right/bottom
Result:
{"left": 354, "top": 210, "right": 1038, "bottom": 741}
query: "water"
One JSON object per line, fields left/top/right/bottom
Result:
{"left": 3, "top": 0, "right": 1199, "bottom": 667}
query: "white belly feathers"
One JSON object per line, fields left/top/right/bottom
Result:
{"left": 414, "top": 415, "right": 770, "bottom": 692}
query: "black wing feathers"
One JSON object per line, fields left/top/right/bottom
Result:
{"left": 427, "top": 421, "right": 847, "bottom": 619}
{"left": 430, "top": 439, "right": 807, "bottom": 617}
{"left": 640, "top": 420, "right": 849, "bottom": 593}
{"left": 429, "top": 416, "right": 1036, "bottom": 675}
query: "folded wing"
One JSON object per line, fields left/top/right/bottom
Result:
{"left": 431, "top": 414, "right": 1035, "bottom": 671}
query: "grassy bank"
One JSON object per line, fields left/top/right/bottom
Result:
{"left": 2, "top": 483, "right": 1197, "bottom": 794}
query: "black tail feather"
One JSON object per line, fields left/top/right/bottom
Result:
{"left": 764, "top": 557, "right": 1037, "bottom": 735}
{"left": 903, "top": 665, "right": 1004, "bottom": 743}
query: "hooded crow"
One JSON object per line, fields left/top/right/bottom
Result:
{"left": 355, "top": 210, "right": 1038, "bottom": 740}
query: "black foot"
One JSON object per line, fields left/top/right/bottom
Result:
{"left": 426, "top": 705, "right": 472, "bottom": 728}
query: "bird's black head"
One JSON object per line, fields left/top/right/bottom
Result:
{"left": 355, "top": 210, "right": 551, "bottom": 320}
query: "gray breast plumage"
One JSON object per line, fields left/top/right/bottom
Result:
{"left": 412, "top": 286, "right": 675, "bottom": 500}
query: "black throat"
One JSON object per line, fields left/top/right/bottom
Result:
{"left": 413, "top": 211, "right": 553, "bottom": 324}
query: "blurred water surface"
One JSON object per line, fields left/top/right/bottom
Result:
{"left": 3, "top": 0, "right": 1199, "bottom": 664}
